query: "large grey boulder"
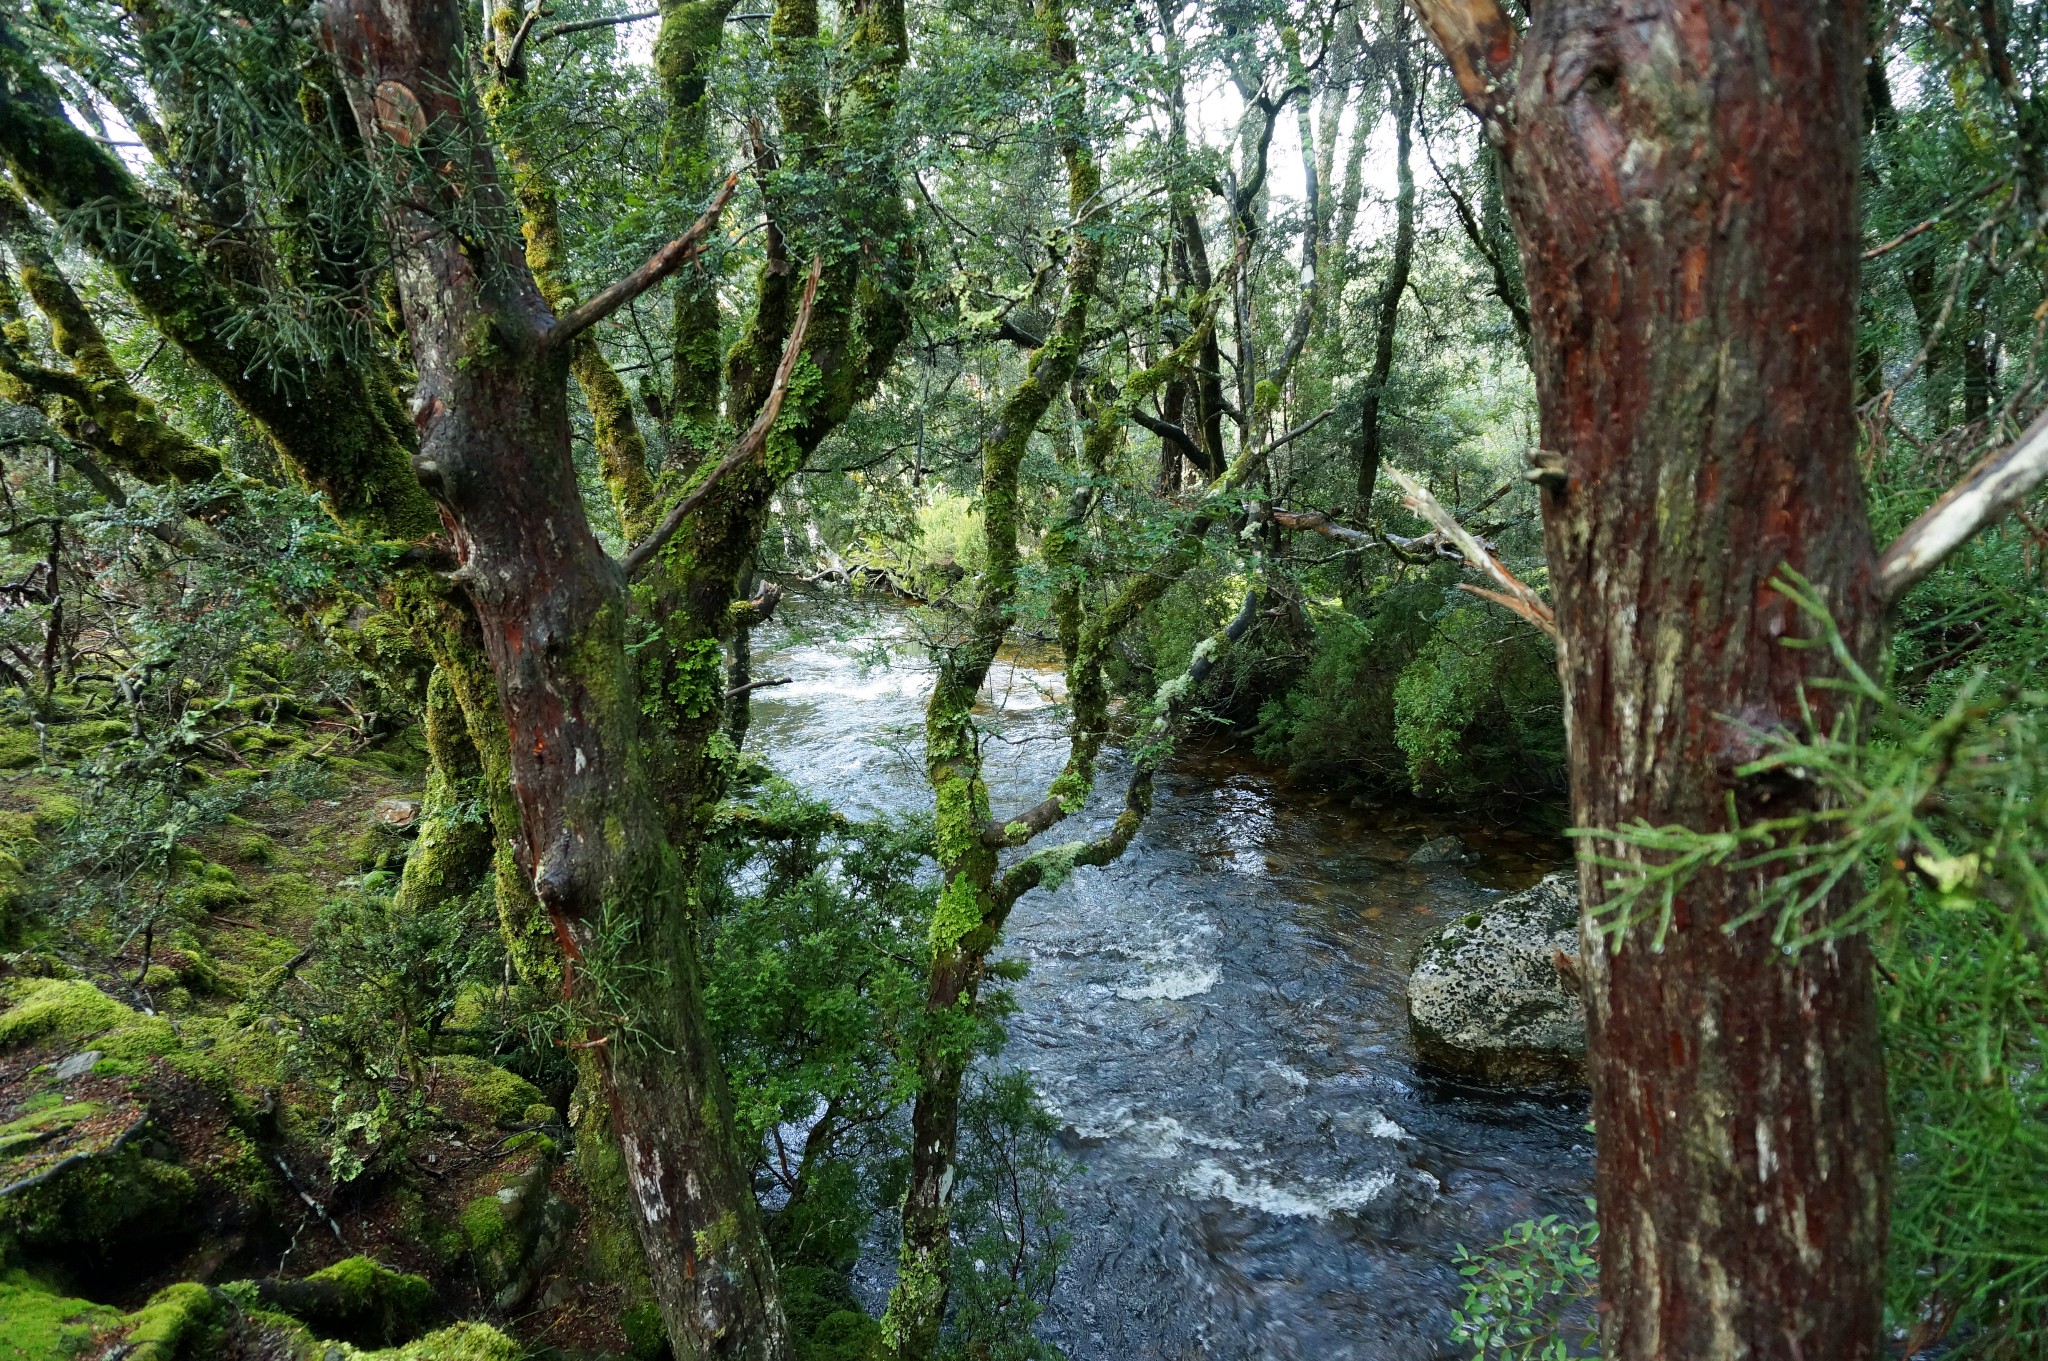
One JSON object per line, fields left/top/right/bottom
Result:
{"left": 1407, "top": 872, "right": 1586, "bottom": 1083}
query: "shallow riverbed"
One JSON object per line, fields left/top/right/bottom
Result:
{"left": 747, "top": 599, "right": 1592, "bottom": 1361}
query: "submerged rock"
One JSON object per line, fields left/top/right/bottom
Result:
{"left": 1407, "top": 834, "right": 1468, "bottom": 865}
{"left": 1407, "top": 872, "right": 1585, "bottom": 1083}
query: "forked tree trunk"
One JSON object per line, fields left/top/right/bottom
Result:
{"left": 320, "top": 1, "right": 786, "bottom": 1355}
{"left": 1416, "top": 0, "right": 1890, "bottom": 1354}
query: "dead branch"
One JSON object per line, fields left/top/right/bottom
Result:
{"left": 1384, "top": 464, "right": 1557, "bottom": 638}
{"left": 1877, "top": 406, "right": 2048, "bottom": 603}
{"left": 620, "top": 255, "right": 823, "bottom": 579}
{"left": 723, "top": 675, "right": 792, "bottom": 700}
{"left": 1409, "top": 0, "right": 1519, "bottom": 146}
{"left": 546, "top": 174, "right": 740, "bottom": 351}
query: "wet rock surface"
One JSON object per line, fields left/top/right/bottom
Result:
{"left": 1407, "top": 834, "right": 1469, "bottom": 865}
{"left": 1407, "top": 873, "right": 1586, "bottom": 1083}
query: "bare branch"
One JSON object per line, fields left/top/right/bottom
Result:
{"left": 1259, "top": 407, "right": 1332, "bottom": 459}
{"left": 1408, "top": 0, "right": 1518, "bottom": 147}
{"left": 1130, "top": 407, "right": 1201, "bottom": 462}
{"left": 1259, "top": 504, "right": 1484, "bottom": 561}
{"left": 620, "top": 255, "right": 823, "bottom": 580}
{"left": 546, "top": 173, "right": 740, "bottom": 351}
{"left": 1385, "top": 464, "right": 1557, "bottom": 639}
{"left": 1877, "top": 407, "right": 2048, "bottom": 603}
{"left": 537, "top": 8, "right": 659, "bottom": 45}
{"left": 724, "top": 675, "right": 792, "bottom": 700}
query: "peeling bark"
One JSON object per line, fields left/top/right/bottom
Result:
{"left": 1416, "top": 0, "right": 1891, "bottom": 1353}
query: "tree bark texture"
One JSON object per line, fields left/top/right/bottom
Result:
{"left": 319, "top": 1, "right": 786, "bottom": 1355}
{"left": 1517, "top": 4, "right": 1887, "bottom": 1356}
{"left": 1416, "top": 0, "right": 1892, "bottom": 1354}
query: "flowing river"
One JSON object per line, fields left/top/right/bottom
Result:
{"left": 747, "top": 599, "right": 1592, "bottom": 1360}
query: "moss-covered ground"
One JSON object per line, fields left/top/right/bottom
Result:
{"left": 0, "top": 701, "right": 653, "bottom": 1360}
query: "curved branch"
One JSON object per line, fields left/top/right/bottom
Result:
{"left": 994, "top": 579, "right": 1261, "bottom": 908}
{"left": 620, "top": 255, "right": 822, "bottom": 579}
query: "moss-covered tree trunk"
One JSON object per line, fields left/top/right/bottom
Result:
{"left": 1417, "top": 0, "right": 1889, "bottom": 1353}
{"left": 319, "top": 0, "right": 787, "bottom": 1353}
{"left": 882, "top": 9, "right": 1102, "bottom": 1352}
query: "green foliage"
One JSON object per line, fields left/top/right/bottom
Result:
{"left": 1256, "top": 581, "right": 1563, "bottom": 809}
{"left": 699, "top": 778, "right": 932, "bottom": 1176}
{"left": 1449, "top": 1213, "right": 1600, "bottom": 1360}
{"left": 285, "top": 885, "right": 500, "bottom": 1183}
{"left": 937, "top": 1069, "right": 1070, "bottom": 1361}
{"left": 1392, "top": 604, "right": 1563, "bottom": 806}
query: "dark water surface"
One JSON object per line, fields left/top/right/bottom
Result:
{"left": 747, "top": 600, "right": 1592, "bottom": 1360}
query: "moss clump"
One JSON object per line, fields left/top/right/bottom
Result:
{"left": 115, "top": 1281, "right": 219, "bottom": 1361}
{"left": 358, "top": 1321, "right": 521, "bottom": 1361}
{"left": 0, "top": 726, "right": 39, "bottom": 771}
{"left": 428, "top": 1055, "right": 543, "bottom": 1127}
{"left": 0, "top": 1137, "right": 198, "bottom": 1255}
{"left": 457, "top": 1193, "right": 506, "bottom": 1257}
{"left": 0, "top": 1268, "right": 121, "bottom": 1357}
{"left": 0, "top": 979, "right": 175, "bottom": 1065}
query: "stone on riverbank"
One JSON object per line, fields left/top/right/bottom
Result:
{"left": 1407, "top": 873, "right": 1585, "bottom": 1083}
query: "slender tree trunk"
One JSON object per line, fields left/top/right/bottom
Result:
{"left": 1415, "top": 0, "right": 1893, "bottom": 1352}
{"left": 1354, "top": 28, "right": 1413, "bottom": 514}
{"left": 884, "top": 11, "right": 1102, "bottom": 1352}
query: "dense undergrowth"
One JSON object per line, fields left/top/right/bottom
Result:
{"left": 0, "top": 468, "right": 1069, "bottom": 1360}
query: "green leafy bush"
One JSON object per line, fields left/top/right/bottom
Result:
{"left": 1449, "top": 1212, "right": 1600, "bottom": 1360}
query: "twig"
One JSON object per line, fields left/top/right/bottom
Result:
{"left": 1384, "top": 464, "right": 1557, "bottom": 639}
{"left": 1877, "top": 406, "right": 2048, "bottom": 603}
{"left": 620, "top": 255, "right": 824, "bottom": 579}
{"left": 1862, "top": 177, "right": 2010, "bottom": 261}
{"left": 547, "top": 174, "right": 740, "bottom": 350}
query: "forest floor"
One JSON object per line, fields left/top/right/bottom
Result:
{"left": 0, "top": 702, "right": 656, "bottom": 1361}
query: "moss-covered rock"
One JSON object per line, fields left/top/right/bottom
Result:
{"left": 428, "top": 1055, "right": 543, "bottom": 1127}
{"left": 357, "top": 1321, "right": 522, "bottom": 1361}
{"left": 0, "top": 1271, "right": 511, "bottom": 1361}
{"left": 0, "top": 1268, "right": 120, "bottom": 1357}
{"left": 0, "top": 980, "right": 186, "bottom": 1079}
{"left": 0, "top": 1129, "right": 198, "bottom": 1259}
{"left": 460, "top": 1154, "right": 574, "bottom": 1310}
{"left": 113, "top": 1281, "right": 220, "bottom": 1361}
{"left": 234, "top": 1255, "right": 437, "bottom": 1348}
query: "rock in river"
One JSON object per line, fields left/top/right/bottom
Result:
{"left": 1407, "top": 872, "right": 1586, "bottom": 1083}
{"left": 1407, "top": 834, "right": 1468, "bottom": 865}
